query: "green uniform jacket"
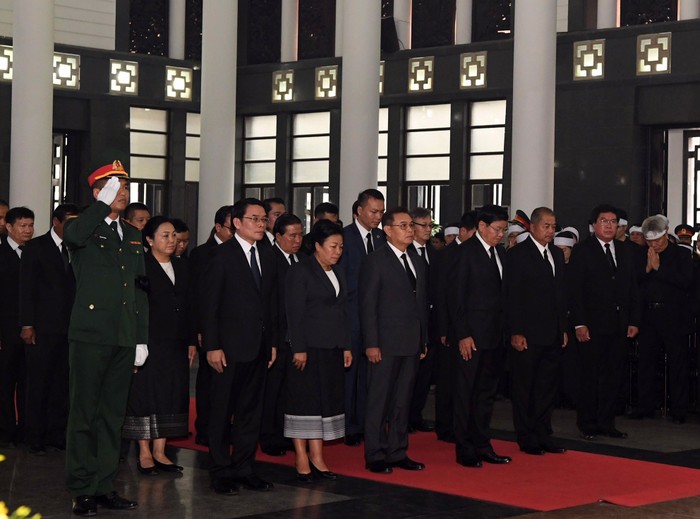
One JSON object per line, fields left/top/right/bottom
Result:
{"left": 64, "top": 201, "right": 148, "bottom": 348}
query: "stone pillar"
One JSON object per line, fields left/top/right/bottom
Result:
{"left": 281, "top": 0, "right": 298, "bottom": 62}
{"left": 393, "top": 0, "right": 411, "bottom": 49}
{"left": 679, "top": 0, "right": 700, "bottom": 20}
{"left": 338, "top": 0, "right": 381, "bottom": 221}
{"left": 10, "top": 0, "right": 54, "bottom": 232}
{"left": 197, "top": 0, "right": 237, "bottom": 242}
{"left": 169, "top": 0, "right": 186, "bottom": 59}
{"left": 335, "top": 0, "right": 344, "bottom": 56}
{"left": 455, "top": 0, "right": 473, "bottom": 44}
{"left": 597, "top": 0, "right": 617, "bottom": 28}
{"left": 510, "top": 0, "right": 557, "bottom": 214}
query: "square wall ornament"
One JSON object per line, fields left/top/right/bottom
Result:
{"left": 315, "top": 65, "right": 338, "bottom": 99}
{"left": 272, "top": 69, "right": 294, "bottom": 102}
{"left": 110, "top": 59, "right": 138, "bottom": 95}
{"left": 637, "top": 32, "right": 671, "bottom": 76}
{"left": 408, "top": 56, "right": 434, "bottom": 93}
{"left": 573, "top": 39, "right": 605, "bottom": 80}
{"left": 379, "top": 61, "right": 384, "bottom": 95}
{"left": 53, "top": 52, "right": 80, "bottom": 89}
{"left": 460, "top": 51, "right": 487, "bottom": 89}
{"left": 0, "top": 45, "right": 13, "bottom": 82}
{"left": 165, "top": 66, "right": 193, "bottom": 100}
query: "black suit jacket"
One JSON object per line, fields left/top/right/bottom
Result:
{"left": 359, "top": 245, "right": 428, "bottom": 356}
{"left": 410, "top": 241, "right": 441, "bottom": 340}
{"left": 272, "top": 245, "right": 295, "bottom": 341}
{"left": 338, "top": 222, "right": 386, "bottom": 334}
{"left": 505, "top": 237, "right": 567, "bottom": 345}
{"left": 201, "top": 237, "right": 278, "bottom": 362}
{"left": 19, "top": 231, "right": 75, "bottom": 336}
{"left": 449, "top": 235, "right": 506, "bottom": 350}
{"left": 569, "top": 237, "right": 641, "bottom": 335}
{"left": 189, "top": 236, "right": 219, "bottom": 332}
{"left": 285, "top": 255, "right": 350, "bottom": 354}
{"left": 0, "top": 240, "right": 22, "bottom": 340}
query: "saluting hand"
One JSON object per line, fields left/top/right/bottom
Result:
{"left": 207, "top": 349, "right": 227, "bottom": 373}
{"left": 96, "top": 177, "right": 120, "bottom": 206}
{"left": 458, "top": 337, "right": 477, "bottom": 361}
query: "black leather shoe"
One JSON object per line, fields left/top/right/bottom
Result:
{"left": 72, "top": 495, "right": 97, "bottom": 517}
{"left": 154, "top": 459, "right": 183, "bottom": 472}
{"left": 456, "top": 455, "right": 482, "bottom": 468}
{"left": 261, "top": 446, "right": 287, "bottom": 456}
{"left": 478, "top": 451, "right": 512, "bottom": 464}
{"left": 365, "top": 460, "right": 392, "bottom": 473}
{"left": 580, "top": 431, "right": 597, "bottom": 441}
{"left": 437, "top": 432, "right": 456, "bottom": 443}
{"left": 234, "top": 474, "right": 273, "bottom": 491}
{"left": 541, "top": 442, "right": 567, "bottom": 454}
{"left": 297, "top": 472, "right": 313, "bottom": 483}
{"left": 137, "top": 461, "right": 159, "bottom": 475}
{"left": 212, "top": 477, "right": 239, "bottom": 495}
{"left": 602, "top": 428, "right": 628, "bottom": 439}
{"left": 411, "top": 420, "right": 435, "bottom": 433}
{"left": 344, "top": 433, "right": 362, "bottom": 446}
{"left": 310, "top": 461, "right": 337, "bottom": 480}
{"left": 94, "top": 491, "right": 137, "bottom": 510}
{"left": 519, "top": 445, "right": 545, "bottom": 455}
{"left": 628, "top": 410, "right": 654, "bottom": 420}
{"left": 27, "top": 444, "right": 46, "bottom": 456}
{"left": 390, "top": 457, "right": 425, "bottom": 471}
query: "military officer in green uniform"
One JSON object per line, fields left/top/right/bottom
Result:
{"left": 64, "top": 161, "right": 149, "bottom": 517}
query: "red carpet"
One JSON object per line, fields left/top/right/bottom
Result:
{"left": 169, "top": 400, "right": 700, "bottom": 512}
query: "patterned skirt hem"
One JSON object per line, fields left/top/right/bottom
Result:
{"left": 284, "top": 413, "right": 345, "bottom": 441}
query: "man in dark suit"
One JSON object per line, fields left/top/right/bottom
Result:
{"left": 189, "top": 205, "right": 233, "bottom": 446}
{"left": 434, "top": 210, "right": 477, "bottom": 443}
{"left": 449, "top": 204, "right": 510, "bottom": 468}
{"left": 122, "top": 202, "right": 150, "bottom": 231}
{"left": 259, "top": 213, "right": 303, "bottom": 456}
{"left": 260, "top": 197, "right": 286, "bottom": 248}
{"left": 339, "top": 188, "right": 386, "bottom": 446}
{"left": 19, "top": 203, "right": 79, "bottom": 455}
{"left": 201, "top": 198, "right": 279, "bottom": 495}
{"left": 631, "top": 214, "right": 694, "bottom": 423}
{"left": 569, "top": 204, "right": 640, "bottom": 441}
{"left": 361, "top": 207, "right": 428, "bottom": 474}
{"left": 64, "top": 162, "right": 149, "bottom": 516}
{"left": 0, "top": 199, "right": 8, "bottom": 243}
{"left": 505, "top": 207, "right": 568, "bottom": 455}
{"left": 301, "top": 202, "right": 339, "bottom": 256}
{"left": 0, "top": 206, "right": 35, "bottom": 448}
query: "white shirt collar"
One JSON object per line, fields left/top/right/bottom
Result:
{"left": 214, "top": 234, "right": 223, "bottom": 245}
{"left": 355, "top": 219, "right": 371, "bottom": 238}
{"left": 6, "top": 236, "right": 20, "bottom": 251}
{"left": 475, "top": 230, "right": 493, "bottom": 254}
{"left": 235, "top": 232, "right": 254, "bottom": 255}
{"left": 266, "top": 230, "right": 275, "bottom": 245}
{"left": 530, "top": 236, "right": 548, "bottom": 255}
{"left": 50, "top": 227, "right": 62, "bottom": 249}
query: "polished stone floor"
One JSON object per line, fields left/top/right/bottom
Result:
{"left": 4, "top": 390, "right": 700, "bottom": 518}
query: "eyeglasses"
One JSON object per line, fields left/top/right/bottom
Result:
{"left": 242, "top": 216, "right": 270, "bottom": 225}
{"left": 597, "top": 218, "right": 618, "bottom": 226}
{"left": 221, "top": 225, "right": 234, "bottom": 232}
{"left": 413, "top": 221, "right": 432, "bottom": 228}
{"left": 489, "top": 224, "right": 508, "bottom": 235}
{"left": 387, "top": 222, "right": 415, "bottom": 230}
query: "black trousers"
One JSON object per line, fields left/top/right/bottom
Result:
{"left": 344, "top": 329, "right": 368, "bottom": 436}
{"left": 409, "top": 342, "right": 436, "bottom": 426}
{"left": 510, "top": 341, "right": 561, "bottom": 448}
{"left": 453, "top": 345, "right": 506, "bottom": 459}
{"left": 260, "top": 343, "right": 290, "bottom": 449}
{"left": 0, "top": 333, "right": 25, "bottom": 444}
{"left": 434, "top": 340, "right": 456, "bottom": 438}
{"left": 364, "top": 354, "right": 419, "bottom": 463}
{"left": 25, "top": 333, "right": 69, "bottom": 446}
{"left": 576, "top": 332, "right": 626, "bottom": 434}
{"left": 637, "top": 310, "right": 690, "bottom": 419}
{"left": 208, "top": 348, "right": 267, "bottom": 480}
{"left": 194, "top": 345, "right": 211, "bottom": 441}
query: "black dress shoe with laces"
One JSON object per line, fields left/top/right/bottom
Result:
{"left": 212, "top": 477, "right": 239, "bottom": 495}
{"left": 390, "top": 457, "right": 425, "bottom": 470}
{"left": 72, "top": 495, "right": 97, "bottom": 517}
{"left": 478, "top": 451, "right": 512, "bottom": 464}
{"left": 94, "top": 491, "right": 137, "bottom": 510}
{"left": 366, "top": 460, "right": 392, "bottom": 473}
{"left": 234, "top": 474, "right": 274, "bottom": 491}
{"left": 456, "top": 455, "right": 482, "bottom": 468}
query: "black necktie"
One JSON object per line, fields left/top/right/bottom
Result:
{"left": 401, "top": 253, "right": 417, "bottom": 293}
{"left": 250, "top": 246, "right": 262, "bottom": 290}
{"left": 61, "top": 242, "right": 70, "bottom": 270}
{"left": 419, "top": 246, "right": 429, "bottom": 265}
{"left": 110, "top": 221, "right": 121, "bottom": 241}
{"left": 366, "top": 232, "right": 374, "bottom": 254}
{"left": 289, "top": 254, "right": 297, "bottom": 265}
{"left": 604, "top": 243, "right": 616, "bottom": 272}
{"left": 489, "top": 246, "right": 501, "bottom": 279}
{"left": 543, "top": 248, "right": 553, "bottom": 275}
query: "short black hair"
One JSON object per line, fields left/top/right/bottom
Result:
{"left": 263, "top": 197, "right": 286, "bottom": 214}
{"left": 0, "top": 199, "right": 8, "bottom": 208}
{"left": 310, "top": 219, "right": 343, "bottom": 247}
{"left": 143, "top": 215, "right": 173, "bottom": 241}
{"left": 589, "top": 204, "right": 619, "bottom": 225}
{"left": 460, "top": 211, "right": 477, "bottom": 230}
{"left": 214, "top": 205, "right": 233, "bottom": 226}
{"left": 476, "top": 204, "right": 509, "bottom": 225}
{"left": 314, "top": 202, "right": 339, "bottom": 219}
{"left": 6, "top": 206, "right": 35, "bottom": 225}
{"left": 171, "top": 218, "right": 189, "bottom": 233}
{"left": 124, "top": 202, "right": 150, "bottom": 221}
{"left": 53, "top": 203, "right": 79, "bottom": 223}
{"left": 530, "top": 207, "right": 555, "bottom": 226}
{"left": 351, "top": 200, "right": 359, "bottom": 216}
{"left": 273, "top": 213, "right": 302, "bottom": 236}
{"left": 381, "top": 206, "right": 410, "bottom": 228}
{"left": 357, "top": 189, "right": 385, "bottom": 208}
{"left": 232, "top": 198, "right": 265, "bottom": 221}
{"left": 411, "top": 207, "right": 432, "bottom": 220}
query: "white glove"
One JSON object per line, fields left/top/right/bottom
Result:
{"left": 134, "top": 344, "right": 149, "bottom": 366}
{"left": 96, "top": 177, "right": 121, "bottom": 206}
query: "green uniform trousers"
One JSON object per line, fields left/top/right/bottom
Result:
{"left": 65, "top": 341, "right": 134, "bottom": 497}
